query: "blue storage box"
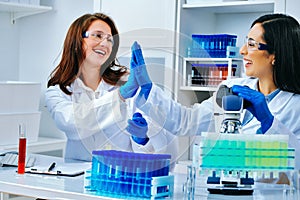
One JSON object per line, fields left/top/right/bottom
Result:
{"left": 191, "top": 34, "right": 237, "bottom": 58}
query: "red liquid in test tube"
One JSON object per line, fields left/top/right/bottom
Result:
{"left": 18, "top": 124, "right": 26, "bottom": 174}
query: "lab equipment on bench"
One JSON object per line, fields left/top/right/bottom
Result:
{"left": 183, "top": 85, "right": 296, "bottom": 197}
{"left": 85, "top": 150, "right": 174, "bottom": 199}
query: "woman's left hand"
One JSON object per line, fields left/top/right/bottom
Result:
{"left": 232, "top": 85, "right": 274, "bottom": 133}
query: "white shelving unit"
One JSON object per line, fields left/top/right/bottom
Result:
{"left": 181, "top": 57, "right": 243, "bottom": 92}
{"left": 182, "top": 0, "right": 274, "bottom": 12}
{"left": 0, "top": 1, "right": 52, "bottom": 24}
{"left": 174, "top": 0, "right": 275, "bottom": 101}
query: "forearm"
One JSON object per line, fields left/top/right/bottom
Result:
{"left": 136, "top": 85, "right": 215, "bottom": 136}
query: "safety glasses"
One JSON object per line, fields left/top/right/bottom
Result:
{"left": 244, "top": 37, "right": 269, "bottom": 51}
{"left": 83, "top": 31, "right": 114, "bottom": 46}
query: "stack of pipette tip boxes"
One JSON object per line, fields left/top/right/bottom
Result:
{"left": 191, "top": 133, "right": 295, "bottom": 194}
{"left": 85, "top": 150, "right": 174, "bottom": 199}
{"left": 194, "top": 133, "right": 295, "bottom": 171}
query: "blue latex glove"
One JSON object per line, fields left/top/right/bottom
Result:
{"left": 126, "top": 112, "right": 149, "bottom": 145}
{"left": 131, "top": 41, "right": 152, "bottom": 86}
{"left": 119, "top": 52, "right": 139, "bottom": 100}
{"left": 232, "top": 85, "right": 274, "bottom": 133}
{"left": 131, "top": 41, "right": 153, "bottom": 100}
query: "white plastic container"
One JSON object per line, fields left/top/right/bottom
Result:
{"left": 0, "top": 81, "right": 41, "bottom": 113}
{"left": 0, "top": 112, "right": 41, "bottom": 145}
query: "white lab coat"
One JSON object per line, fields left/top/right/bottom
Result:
{"left": 45, "top": 78, "right": 179, "bottom": 164}
{"left": 136, "top": 77, "right": 300, "bottom": 169}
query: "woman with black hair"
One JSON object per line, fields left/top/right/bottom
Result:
{"left": 129, "top": 13, "right": 300, "bottom": 169}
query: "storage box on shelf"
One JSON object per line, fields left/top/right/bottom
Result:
{"left": 190, "top": 34, "right": 238, "bottom": 58}
{"left": 0, "top": 81, "right": 41, "bottom": 145}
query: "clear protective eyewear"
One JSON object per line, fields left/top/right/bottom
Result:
{"left": 83, "top": 31, "right": 114, "bottom": 46}
{"left": 244, "top": 37, "right": 269, "bottom": 51}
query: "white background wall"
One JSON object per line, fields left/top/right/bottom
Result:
{"left": 0, "top": 0, "right": 94, "bottom": 139}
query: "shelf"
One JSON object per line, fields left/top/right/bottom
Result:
{"left": 0, "top": 137, "right": 66, "bottom": 153}
{"left": 181, "top": 57, "right": 243, "bottom": 92}
{"left": 180, "top": 86, "right": 218, "bottom": 92}
{"left": 184, "top": 57, "right": 243, "bottom": 62}
{"left": 182, "top": 0, "right": 274, "bottom": 13}
{"left": 0, "top": 2, "right": 52, "bottom": 23}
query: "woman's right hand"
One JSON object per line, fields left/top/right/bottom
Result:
{"left": 131, "top": 41, "right": 152, "bottom": 100}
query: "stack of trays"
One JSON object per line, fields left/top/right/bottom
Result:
{"left": 194, "top": 133, "right": 295, "bottom": 170}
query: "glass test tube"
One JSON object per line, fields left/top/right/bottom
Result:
{"left": 18, "top": 124, "right": 26, "bottom": 174}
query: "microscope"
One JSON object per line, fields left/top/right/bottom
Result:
{"left": 216, "top": 85, "right": 243, "bottom": 134}
{"left": 206, "top": 85, "right": 254, "bottom": 195}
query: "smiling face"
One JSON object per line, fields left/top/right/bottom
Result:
{"left": 240, "top": 23, "right": 275, "bottom": 81}
{"left": 82, "top": 20, "right": 113, "bottom": 69}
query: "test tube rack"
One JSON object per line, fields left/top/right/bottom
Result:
{"left": 85, "top": 150, "right": 174, "bottom": 199}
{"left": 190, "top": 133, "right": 295, "bottom": 195}
{"left": 190, "top": 63, "right": 237, "bottom": 87}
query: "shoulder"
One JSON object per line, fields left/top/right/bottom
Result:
{"left": 45, "top": 83, "right": 73, "bottom": 100}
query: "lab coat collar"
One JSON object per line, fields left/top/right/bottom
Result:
{"left": 269, "top": 90, "right": 294, "bottom": 113}
{"left": 70, "top": 78, "right": 117, "bottom": 94}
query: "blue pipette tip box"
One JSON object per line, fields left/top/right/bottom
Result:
{"left": 85, "top": 150, "right": 174, "bottom": 198}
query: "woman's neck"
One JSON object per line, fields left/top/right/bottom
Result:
{"left": 79, "top": 66, "right": 101, "bottom": 91}
{"left": 258, "top": 79, "right": 277, "bottom": 95}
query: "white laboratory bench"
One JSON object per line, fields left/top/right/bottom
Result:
{"left": 0, "top": 154, "right": 299, "bottom": 200}
{"left": 0, "top": 137, "right": 66, "bottom": 155}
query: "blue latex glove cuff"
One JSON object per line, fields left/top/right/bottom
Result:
{"left": 126, "top": 112, "right": 148, "bottom": 139}
{"left": 138, "top": 83, "right": 152, "bottom": 100}
{"left": 131, "top": 136, "right": 149, "bottom": 145}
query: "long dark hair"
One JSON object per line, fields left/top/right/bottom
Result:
{"left": 252, "top": 13, "right": 300, "bottom": 94}
{"left": 47, "top": 13, "right": 127, "bottom": 95}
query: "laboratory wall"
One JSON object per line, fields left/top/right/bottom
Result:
{"left": 18, "top": 0, "right": 94, "bottom": 140}
{"left": 0, "top": 0, "right": 94, "bottom": 141}
{"left": 0, "top": 13, "right": 19, "bottom": 80}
